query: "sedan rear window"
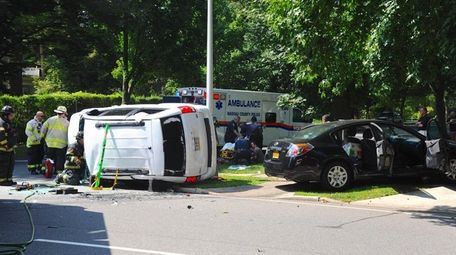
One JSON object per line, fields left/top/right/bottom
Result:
{"left": 292, "top": 123, "right": 337, "bottom": 140}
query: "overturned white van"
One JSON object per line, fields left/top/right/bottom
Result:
{"left": 68, "top": 104, "right": 217, "bottom": 183}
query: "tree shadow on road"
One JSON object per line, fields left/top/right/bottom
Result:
{"left": 407, "top": 206, "right": 456, "bottom": 228}
{"left": 0, "top": 197, "right": 111, "bottom": 255}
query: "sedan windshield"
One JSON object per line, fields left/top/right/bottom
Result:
{"left": 292, "top": 123, "right": 338, "bottom": 140}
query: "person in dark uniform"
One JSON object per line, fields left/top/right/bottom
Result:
{"left": 416, "top": 106, "right": 431, "bottom": 136}
{"left": 245, "top": 116, "right": 263, "bottom": 148}
{"left": 55, "top": 131, "right": 85, "bottom": 185}
{"left": 224, "top": 115, "right": 241, "bottom": 143}
{"left": 0, "top": 105, "right": 17, "bottom": 186}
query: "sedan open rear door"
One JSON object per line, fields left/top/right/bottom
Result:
{"left": 370, "top": 123, "right": 394, "bottom": 175}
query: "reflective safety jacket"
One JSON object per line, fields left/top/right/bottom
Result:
{"left": 64, "top": 142, "right": 85, "bottom": 170}
{"left": 41, "top": 115, "right": 69, "bottom": 149}
{"left": 0, "top": 117, "right": 17, "bottom": 153}
{"left": 25, "top": 118, "right": 43, "bottom": 147}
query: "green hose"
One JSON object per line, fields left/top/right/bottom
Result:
{"left": 0, "top": 192, "right": 36, "bottom": 255}
{"left": 94, "top": 124, "right": 110, "bottom": 188}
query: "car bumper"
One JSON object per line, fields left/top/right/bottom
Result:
{"left": 264, "top": 156, "right": 321, "bottom": 182}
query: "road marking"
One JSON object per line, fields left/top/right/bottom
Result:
{"left": 34, "top": 239, "right": 187, "bottom": 255}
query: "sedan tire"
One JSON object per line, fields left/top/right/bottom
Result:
{"left": 321, "top": 161, "right": 353, "bottom": 191}
{"left": 442, "top": 158, "right": 456, "bottom": 181}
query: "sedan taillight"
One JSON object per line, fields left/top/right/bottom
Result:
{"left": 286, "top": 143, "right": 314, "bottom": 157}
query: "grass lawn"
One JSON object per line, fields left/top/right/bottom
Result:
{"left": 217, "top": 163, "right": 265, "bottom": 175}
{"left": 183, "top": 174, "right": 269, "bottom": 189}
{"left": 295, "top": 184, "right": 417, "bottom": 202}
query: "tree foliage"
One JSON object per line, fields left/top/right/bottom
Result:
{"left": 1, "top": 0, "right": 456, "bottom": 125}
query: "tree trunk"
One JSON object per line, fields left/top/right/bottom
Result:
{"left": 121, "top": 24, "right": 130, "bottom": 105}
{"left": 399, "top": 94, "right": 407, "bottom": 119}
{"left": 432, "top": 82, "right": 448, "bottom": 139}
{"left": 9, "top": 52, "right": 23, "bottom": 95}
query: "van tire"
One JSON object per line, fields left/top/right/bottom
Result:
{"left": 321, "top": 161, "right": 353, "bottom": 191}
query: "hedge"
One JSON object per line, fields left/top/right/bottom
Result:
{"left": 0, "top": 92, "right": 162, "bottom": 143}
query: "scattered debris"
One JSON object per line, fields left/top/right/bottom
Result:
{"left": 228, "top": 165, "right": 249, "bottom": 170}
{"left": 49, "top": 187, "right": 78, "bottom": 195}
{"left": 15, "top": 182, "right": 33, "bottom": 191}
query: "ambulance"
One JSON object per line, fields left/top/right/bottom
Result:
{"left": 67, "top": 103, "right": 217, "bottom": 184}
{"left": 166, "top": 87, "right": 312, "bottom": 146}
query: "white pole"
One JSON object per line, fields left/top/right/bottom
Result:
{"left": 206, "top": 0, "right": 213, "bottom": 115}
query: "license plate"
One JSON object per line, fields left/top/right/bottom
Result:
{"left": 272, "top": 152, "right": 280, "bottom": 159}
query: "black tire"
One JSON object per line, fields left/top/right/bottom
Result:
{"left": 321, "top": 161, "right": 354, "bottom": 191}
{"left": 441, "top": 158, "right": 456, "bottom": 182}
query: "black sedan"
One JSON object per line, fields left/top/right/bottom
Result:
{"left": 264, "top": 119, "right": 456, "bottom": 190}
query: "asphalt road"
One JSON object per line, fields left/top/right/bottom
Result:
{"left": 0, "top": 190, "right": 455, "bottom": 255}
{"left": 1, "top": 162, "right": 455, "bottom": 255}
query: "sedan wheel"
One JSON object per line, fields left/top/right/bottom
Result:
{"left": 322, "top": 162, "right": 353, "bottom": 190}
{"left": 445, "top": 159, "right": 456, "bottom": 181}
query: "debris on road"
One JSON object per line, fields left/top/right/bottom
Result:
{"left": 49, "top": 187, "right": 78, "bottom": 195}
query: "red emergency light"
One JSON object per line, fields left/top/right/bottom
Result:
{"left": 178, "top": 106, "right": 196, "bottom": 114}
{"left": 213, "top": 93, "right": 220, "bottom": 100}
{"left": 185, "top": 176, "right": 199, "bottom": 183}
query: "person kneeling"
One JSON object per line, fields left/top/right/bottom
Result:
{"left": 55, "top": 132, "right": 85, "bottom": 185}
{"left": 234, "top": 137, "right": 251, "bottom": 164}
{"left": 250, "top": 142, "right": 264, "bottom": 164}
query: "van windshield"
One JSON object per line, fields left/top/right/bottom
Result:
{"left": 292, "top": 124, "right": 337, "bottom": 140}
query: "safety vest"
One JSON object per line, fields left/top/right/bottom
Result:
{"left": 25, "top": 118, "right": 43, "bottom": 147}
{"left": 0, "top": 117, "right": 17, "bottom": 153}
{"left": 41, "top": 115, "right": 69, "bottom": 149}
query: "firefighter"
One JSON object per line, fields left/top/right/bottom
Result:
{"left": 55, "top": 131, "right": 85, "bottom": 185}
{"left": 25, "top": 111, "right": 45, "bottom": 174}
{"left": 41, "top": 105, "right": 69, "bottom": 175}
{"left": 0, "top": 105, "right": 17, "bottom": 186}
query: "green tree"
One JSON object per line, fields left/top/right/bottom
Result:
{"left": 214, "top": 0, "right": 294, "bottom": 93}
{"left": 265, "top": 0, "right": 384, "bottom": 118}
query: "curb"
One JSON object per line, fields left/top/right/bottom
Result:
{"left": 173, "top": 187, "right": 210, "bottom": 195}
{"left": 280, "top": 195, "right": 342, "bottom": 203}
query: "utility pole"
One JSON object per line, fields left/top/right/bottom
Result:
{"left": 206, "top": 0, "right": 213, "bottom": 115}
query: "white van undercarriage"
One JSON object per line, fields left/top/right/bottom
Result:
{"left": 68, "top": 104, "right": 217, "bottom": 183}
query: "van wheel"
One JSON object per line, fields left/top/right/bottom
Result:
{"left": 321, "top": 162, "right": 353, "bottom": 191}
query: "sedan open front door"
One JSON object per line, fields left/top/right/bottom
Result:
{"left": 425, "top": 118, "right": 456, "bottom": 181}
{"left": 424, "top": 118, "right": 443, "bottom": 169}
